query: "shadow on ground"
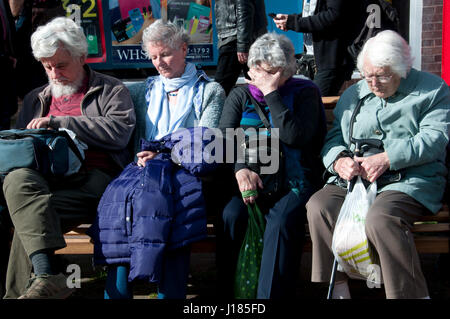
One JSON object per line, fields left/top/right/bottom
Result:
{"left": 62, "top": 251, "right": 450, "bottom": 300}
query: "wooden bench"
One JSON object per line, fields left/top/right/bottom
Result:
{"left": 56, "top": 96, "right": 450, "bottom": 256}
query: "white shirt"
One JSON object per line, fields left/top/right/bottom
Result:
{"left": 302, "top": 0, "right": 317, "bottom": 55}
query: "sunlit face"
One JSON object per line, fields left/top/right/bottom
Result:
{"left": 362, "top": 58, "right": 401, "bottom": 99}
{"left": 41, "top": 48, "right": 85, "bottom": 86}
{"left": 146, "top": 41, "right": 187, "bottom": 79}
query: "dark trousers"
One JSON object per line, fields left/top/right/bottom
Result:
{"left": 313, "top": 64, "right": 355, "bottom": 96}
{"left": 215, "top": 40, "right": 249, "bottom": 96}
{"left": 219, "top": 190, "right": 307, "bottom": 299}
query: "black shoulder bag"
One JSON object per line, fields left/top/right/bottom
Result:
{"left": 241, "top": 87, "right": 285, "bottom": 195}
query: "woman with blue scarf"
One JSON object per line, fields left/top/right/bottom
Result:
{"left": 217, "top": 33, "right": 327, "bottom": 299}
{"left": 103, "top": 19, "right": 225, "bottom": 299}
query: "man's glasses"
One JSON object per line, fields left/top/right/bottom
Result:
{"left": 363, "top": 74, "right": 393, "bottom": 83}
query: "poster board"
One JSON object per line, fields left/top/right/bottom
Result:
{"left": 43, "top": 0, "right": 216, "bottom": 69}
{"left": 100, "top": 0, "right": 215, "bottom": 68}
{"left": 63, "top": 0, "right": 107, "bottom": 63}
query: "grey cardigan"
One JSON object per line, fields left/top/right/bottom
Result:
{"left": 126, "top": 71, "right": 225, "bottom": 156}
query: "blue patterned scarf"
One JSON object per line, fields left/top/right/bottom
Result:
{"left": 145, "top": 63, "right": 204, "bottom": 140}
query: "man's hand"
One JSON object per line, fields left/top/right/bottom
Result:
{"left": 26, "top": 117, "right": 51, "bottom": 129}
{"left": 136, "top": 151, "right": 158, "bottom": 167}
{"left": 354, "top": 152, "right": 390, "bottom": 183}
{"left": 235, "top": 168, "right": 263, "bottom": 205}
{"left": 237, "top": 52, "right": 248, "bottom": 64}
{"left": 333, "top": 156, "right": 361, "bottom": 181}
{"left": 273, "top": 14, "right": 288, "bottom": 31}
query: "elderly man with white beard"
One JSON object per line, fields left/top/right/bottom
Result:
{"left": 1, "top": 17, "right": 136, "bottom": 299}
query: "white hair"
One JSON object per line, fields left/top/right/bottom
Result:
{"left": 357, "top": 30, "right": 413, "bottom": 78}
{"left": 247, "top": 33, "right": 297, "bottom": 79}
{"left": 31, "top": 17, "right": 88, "bottom": 60}
{"left": 142, "top": 19, "right": 190, "bottom": 54}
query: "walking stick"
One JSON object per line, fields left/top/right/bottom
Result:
{"left": 327, "top": 258, "right": 339, "bottom": 299}
{"left": 326, "top": 175, "right": 357, "bottom": 299}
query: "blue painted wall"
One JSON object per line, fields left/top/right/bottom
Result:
{"left": 265, "top": 0, "right": 304, "bottom": 54}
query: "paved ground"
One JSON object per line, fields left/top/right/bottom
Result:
{"left": 63, "top": 251, "right": 450, "bottom": 300}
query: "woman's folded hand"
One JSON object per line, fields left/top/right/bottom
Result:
{"left": 235, "top": 168, "right": 264, "bottom": 205}
{"left": 136, "top": 150, "right": 158, "bottom": 167}
{"left": 354, "top": 152, "right": 390, "bottom": 183}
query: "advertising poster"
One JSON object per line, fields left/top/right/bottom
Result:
{"left": 63, "top": 0, "right": 106, "bottom": 63}
{"left": 109, "top": 0, "right": 161, "bottom": 64}
{"left": 167, "top": 0, "right": 214, "bottom": 62}
{"left": 109, "top": 0, "right": 214, "bottom": 65}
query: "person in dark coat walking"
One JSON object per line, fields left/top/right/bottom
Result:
{"left": 272, "top": 0, "right": 362, "bottom": 96}
{"left": 214, "top": 0, "right": 268, "bottom": 95}
{"left": 0, "top": 0, "right": 18, "bottom": 130}
{"left": 0, "top": 0, "right": 18, "bottom": 298}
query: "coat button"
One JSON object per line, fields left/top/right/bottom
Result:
{"left": 374, "top": 129, "right": 382, "bottom": 135}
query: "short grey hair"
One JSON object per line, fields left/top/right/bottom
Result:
{"left": 357, "top": 30, "right": 413, "bottom": 78}
{"left": 247, "top": 33, "right": 297, "bottom": 79}
{"left": 142, "top": 19, "right": 190, "bottom": 54}
{"left": 31, "top": 17, "right": 88, "bottom": 60}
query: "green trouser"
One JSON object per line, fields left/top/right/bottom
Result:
{"left": 2, "top": 168, "right": 113, "bottom": 299}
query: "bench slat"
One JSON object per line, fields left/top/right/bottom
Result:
{"left": 414, "top": 236, "right": 450, "bottom": 254}
{"left": 55, "top": 241, "right": 93, "bottom": 255}
{"left": 412, "top": 223, "right": 450, "bottom": 233}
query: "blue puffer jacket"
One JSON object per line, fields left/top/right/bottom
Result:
{"left": 88, "top": 127, "right": 219, "bottom": 283}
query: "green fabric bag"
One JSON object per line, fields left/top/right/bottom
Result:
{"left": 234, "top": 203, "right": 266, "bottom": 299}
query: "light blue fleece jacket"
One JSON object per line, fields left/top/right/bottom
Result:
{"left": 323, "top": 68, "right": 450, "bottom": 213}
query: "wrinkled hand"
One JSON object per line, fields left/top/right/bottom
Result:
{"left": 27, "top": 117, "right": 51, "bottom": 129}
{"left": 235, "top": 168, "right": 264, "bottom": 205}
{"left": 273, "top": 14, "right": 288, "bottom": 31}
{"left": 354, "top": 152, "right": 390, "bottom": 183}
{"left": 136, "top": 151, "right": 158, "bottom": 167}
{"left": 246, "top": 66, "right": 282, "bottom": 96}
{"left": 237, "top": 52, "right": 248, "bottom": 64}
{"left": 333, "top": 156, "right": 361, "bottom": 181}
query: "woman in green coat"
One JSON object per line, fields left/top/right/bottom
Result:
{"left": 306, "top": 30, "right": 450, "bottom": 299}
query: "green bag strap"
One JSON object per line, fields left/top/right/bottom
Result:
{"left": 241, "top": 189, "right": 258, "bottom": 199}
{"left": 240, "top": 189, "right": 266, "bottom": 231}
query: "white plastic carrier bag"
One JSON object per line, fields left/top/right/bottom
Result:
{"left": 331, "top": 176, "right": 382, "bottom": 284}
